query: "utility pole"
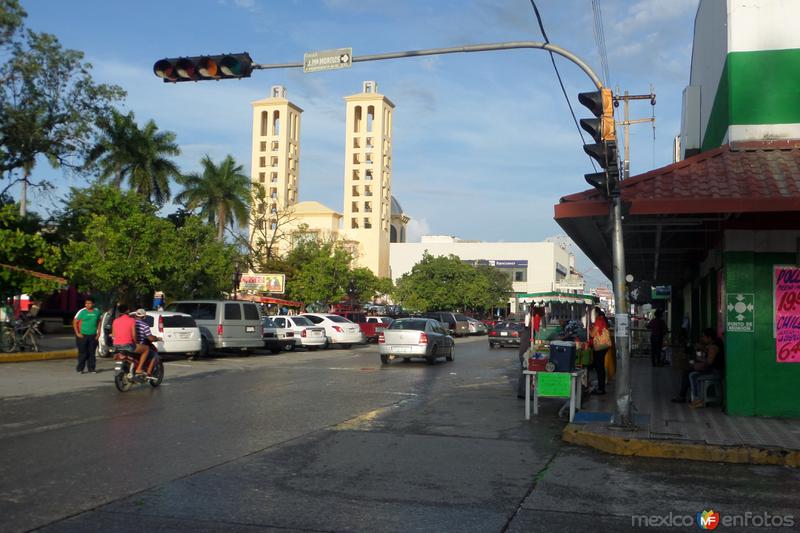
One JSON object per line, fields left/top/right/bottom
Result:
{"left": 608, "top": 89, "right": 655, "bottom": 427}
{"left": 614, "top": 89, "right": 656, "bottom": 179}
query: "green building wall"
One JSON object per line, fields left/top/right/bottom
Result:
{"left": 724, "top": 251, "right": 800, "bottom": 417}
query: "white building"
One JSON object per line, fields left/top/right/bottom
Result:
{"left": 389, "top": 236, "right": 584, "bottom": 313}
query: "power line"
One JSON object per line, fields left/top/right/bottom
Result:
{"left": 592, "top": 0, "right": 611, "bottom": 86}
{"left": 528, "top": 0, "right": 598, "bottom": 172}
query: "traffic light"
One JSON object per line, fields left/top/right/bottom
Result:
{"left": 153, "top": 53, "right": 253, "bottom": 82}
{"left": 578, "top": 88, "right": 619, "bottom": 196}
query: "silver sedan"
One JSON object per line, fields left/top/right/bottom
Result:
{"left": 378, "top": 318, "right": 455, "bottom": 365}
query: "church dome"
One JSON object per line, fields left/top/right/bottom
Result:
{"left": 391, "top": 196, "right": 404, "bottom": 216}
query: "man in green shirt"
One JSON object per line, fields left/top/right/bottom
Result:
{"left": 73, "top": 298, "right": 101, "bottom": 373}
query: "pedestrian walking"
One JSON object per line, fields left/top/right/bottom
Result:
{"left": 73, "top": 298, "right": 101, "bottom": 373}
{"left": 648, "top": 309, "right": 667, "bottom": 366}
{"left": 589, "top": 307, "right": 611, "bottom": 395}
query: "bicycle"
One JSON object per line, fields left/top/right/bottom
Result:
{"left": 16, "top": 319, "right": 43, "bottom": 352}
{"left": 0, "top": 321, "right": 18, "bottom": 352}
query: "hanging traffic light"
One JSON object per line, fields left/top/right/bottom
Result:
{"left": 578, "top": 88, "right": 619, "bottom": 196}
{"left": 153, "top": 53, "right": 254, "bottom": 82}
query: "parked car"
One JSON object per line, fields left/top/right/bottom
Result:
{"left": 268, "top": 315, "right": 327, "bottom": 350}
{"left": 488, "top": 320, "right": 526, "bottom": 349}
{"left": 165, "top": 300, "right": 263, "bottom": 357}
{"left": 142, "top": 311, "right": 202, "bottom": 358}
{"left": 466, "top": 317, "right": 488, "bottom": 335}
{"left": 334, "top": 312, "right": 395, "bottom": 343}
{"left": 423, "top": 311, "right": 470, "bottom": 337}
{"left": 378, "top": 318, "right": 455, "bottom": 365}
{"left": 301, "top": 313, "right": 365, "bottom": 348}
{"left": 262, "top": 317, "right": 297, "bottom": 354}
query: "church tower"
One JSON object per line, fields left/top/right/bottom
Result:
{"left": 250, "top": 86, "right": 303, "bottom": 215}
{"left": 342, "top": 81, "right": 395, "bottom": 278}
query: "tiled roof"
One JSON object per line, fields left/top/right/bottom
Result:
{"left": 557, "top": 140, "right": 800, "bottom": 217}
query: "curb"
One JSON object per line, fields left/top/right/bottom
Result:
{"left": 0, "top": 349, "right": 77, "bottom": 363}
{"left": 563, "top": 424, "right": 800, "bottom": 468}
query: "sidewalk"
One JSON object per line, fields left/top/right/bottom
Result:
{"left": 0, "top": 329, "right": 76, "bottom": 363}
{"left": 563, "top": 356, "right": 800, "bottom": 467}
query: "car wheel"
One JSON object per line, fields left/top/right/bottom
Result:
{"left": 321, "top": 338, "right": 330, "bottom": 349}
{"left": 199, "top": 337, "right": 210, "bottom": 359}
{"left": 284, "top": 343, "right": 294, "bottom": 352}
{"left": 380, "top": 353, "right": 390, "bottom": 365}
{"left": 446, "top": 345, "right": 455, "bottom": 362}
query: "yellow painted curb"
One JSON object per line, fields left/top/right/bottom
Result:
{"left": 563, "top": 424, "right": 800, "bottom": 468}
{"left": 0, "top": 349, "right": 77, "bottom": 363}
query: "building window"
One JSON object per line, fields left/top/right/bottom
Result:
{"left": 353, "top": 153, "right": 360, "bottom": 165}
{"left": 515, "top": 271, "right": 527, "bottom": 282}
{"left": 258, "top": 172, "right": 265, "bottom": 183}
{"left": 271, "top": 141, "right": 279, "bottom": 151}
{"left": 272, "top": 110, "right": 280, "bottom": 136}
{"left": 365, "top": 153, "right": 373, "bottom": 165}
{"left": 352, "top": 169, "right": 360, "bottom": 181}
{"left": 353, "top": 106, "right": 362, "bottom": 133}
{"left": 390, "top": 225, "right": 398, "bottom": 243}
{"left": 259, "top": 156, "right": 266, "bottom": 168}
{"left": 271, "top": 172, "right": 278, "bottom": 183}
{"left": 271, "top": 156, "right": 278, "bottom": 167}
{"left": 365, "top": 185, "right": 372, "bottom": 196}
{"left": 260, "top": 141, "right": 267, "bottom": 152}
{"left": 352, "top": 185, "right": 360, "bottom": 197}
{"left": 270, "top": 188, "right": 278, "bottom": 199}
{"left": 364, "top": 201, "right": 372, "bottom": 213}
{"left": 353, "top": 137, "right": 360, "bottom": 149}
{"left": 260, "top": 111, "right": 269, "bottom": 136}
{"left": 351, "top": 201, "right": 359, "bottom": 213}
{"left": 365, "top": 170, "right": 373, "bottom": 181}
{"left": 366, "top": 137, "right": 373, "bottom": 150}
{"left": 351, "top": 218, "right": 359, "bottom": 229}
{"left": 367, "top": 105, "right": 374, "bottom": 132}
{"left": 364, "top": 217, "right": 372, "bottom": 229}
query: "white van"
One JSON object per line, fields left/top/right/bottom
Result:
{"left": 165, "top": 300, "right": 263, "bottom": 357}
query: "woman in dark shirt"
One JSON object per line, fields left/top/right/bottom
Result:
{"left": 672, "top": 328, "right": 724, "bottom": 407}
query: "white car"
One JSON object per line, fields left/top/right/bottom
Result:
{"left": 143, "top": 311, "right": 202, "bottom": 357}
{"left": 301, "top": 313, "right": 365, "bottom": 348}
{"left": 269, "top": 315, "right": 327, "bottom": 350}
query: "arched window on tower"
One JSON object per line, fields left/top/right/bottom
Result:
{"left": 260, "top": 111, "right": 269, "bottom": 136}
{"left": 273, "top": 110, "right": 280, "bottom": 135}
{"left": 390, "top": 225, "right": 398, "bottom": 243}
{"left": 367, "top": 106, "right": 375, "bottom": 132}
{"left": 353, "top": 106, "right": 362, "bottom": 133}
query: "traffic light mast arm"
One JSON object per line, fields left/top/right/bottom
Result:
{"left": 254, "top": 41, "right": 603, "bottom": 89}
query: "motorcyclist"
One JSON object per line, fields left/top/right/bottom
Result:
{"left": 132, "top": 308, "right": 162, "bottom": 376}
{"left": 111, "top": 303, "right": 147, "bottom": 371}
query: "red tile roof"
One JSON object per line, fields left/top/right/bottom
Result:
{"left": 556, "top": 140, "right": 800, "bottom": 219}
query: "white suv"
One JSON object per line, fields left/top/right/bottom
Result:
{"left": 143, "top": 311, "right": 202, "bottom": 358}
{"left": 269, "top": 315, "right": 327, "bottom": 350}
{"left": 301, "top": 313, "right": 364, "bottom": 349}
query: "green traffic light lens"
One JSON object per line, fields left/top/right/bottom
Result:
{"left": 219, "top": 56, "right": 242, "bottom": 77}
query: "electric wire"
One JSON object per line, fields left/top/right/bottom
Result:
{"left": 591, "top": 0, "right": 611, "bottom": 86}
{"left": 528, "top": 0, "right": 598, "bottom": 172}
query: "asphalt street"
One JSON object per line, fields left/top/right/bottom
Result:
{"left": 1, "top": 337, "right": 798, "bottom": 532}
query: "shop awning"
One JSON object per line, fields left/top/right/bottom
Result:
{"left": 259, "top": 296, "right": 303, "bottom": 307}
{"left": 554, "top": 140, "right": 800, "bottom": 287}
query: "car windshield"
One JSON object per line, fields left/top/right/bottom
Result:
{"left": 389, "top": 319, "right": 428, "bottom": 331}
{"left": 454, "top": 314, "right": 469, "bottom": 321}
{"left": 326, "top": 315, "right": 352, "bottom": 323}
{"left": 292, "top": 316, "right": 314, "bottom": 326}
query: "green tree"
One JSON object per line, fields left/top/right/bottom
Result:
{"left": 0, "top": 203, "right": 62, "bottom": 297}
{"left": 285, "top": 238, "right": 354, "bottom": 306}
{"left": 84, "top": 109, "right": 139, "bottom": 188}
{"left": 349, "top": 266, "right": 393, "bottom": 304}
{"left": 393, "top": 253, "right": 512, "bottom": 312}
{"left": 176, "top": 155, "right": 249, "bottom": 240}
{"left": 127, "top": 119, "right": 180, "bottom": 206}
{"left": 0, "top": 9, "right": 125, "bottom": 189}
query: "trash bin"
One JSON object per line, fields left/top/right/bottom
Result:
{"left": 549, "top": 340, "right": 576, "bottom": 372}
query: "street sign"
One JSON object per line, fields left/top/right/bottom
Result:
{"left": 726, "top": 293, "right": 755, "bottom": 333}
{"left": 303, "top": 47, "right": 352, "bottom": 73}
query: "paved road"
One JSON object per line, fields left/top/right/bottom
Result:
{"left": 1, "top": 338, "right": 798, "bottom": 532}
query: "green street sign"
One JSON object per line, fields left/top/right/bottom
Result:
{"left": 726, "top": 293, "right": 755, "bottom": 333}
{"left": 537, "top": 372, "right": 571, "bottom": 397}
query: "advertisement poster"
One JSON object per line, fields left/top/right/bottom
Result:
{"left": 239, "top": 273, "right": 286, "bottom": 294}
{"left": 774, "top": 266, "right": 800, "bottom": 363}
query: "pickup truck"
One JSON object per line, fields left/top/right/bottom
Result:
{"left": 333, "top": 312, "right": 394, "bottom": 343}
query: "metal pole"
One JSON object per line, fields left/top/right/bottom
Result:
{"left": 611, "top": 194, "right": 632, "bottom": 426}
{"left": 255, "top": 41, "right": 604, "bottom": 89}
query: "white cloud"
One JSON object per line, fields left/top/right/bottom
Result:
{"left": 616, "top": 0, "right": 698, "bottom": 32}
{"left": 405, "top": 218, "right": 431, "bottom": 242}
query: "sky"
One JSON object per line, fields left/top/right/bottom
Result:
{"left": 18, "top": 0, "right": 699, "bottom": 289}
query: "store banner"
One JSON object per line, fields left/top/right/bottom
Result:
{"left": 774, "top": 266, "right": 800, "bottom": 363}
{"left": 240, "top": 273, "right": 286, "bottom": 294}
{"left": 536, "top": 372, "right": 571, "bottom": 397}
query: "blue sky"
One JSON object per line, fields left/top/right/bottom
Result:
{"left": 19, "top": 0, "right": 699, "bottom": 288}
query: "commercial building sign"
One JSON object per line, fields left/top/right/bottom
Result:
{"left": 774, "top": 266, "right": 800, "bottom": 363}
{"left": 240, "top": 273, "right": 285, "bottom": 294}
{"left": 726, "top": 293, "right": 754, "bottom": 333}
{"left": 463, "top": 259, "right": 528, "bottom": 268}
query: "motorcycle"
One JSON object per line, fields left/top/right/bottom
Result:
{"left": 113, "top": 348, "right": 164, "bottom": 392}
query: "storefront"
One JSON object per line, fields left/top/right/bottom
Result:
{"left": 554, "top": 141, "right": 800, "bottom": 417}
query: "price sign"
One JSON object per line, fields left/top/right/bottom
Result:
{"left": 536, "top": 372, "right": 571, "bottom": 397}
{"left": 775, "top": 266, "right": 800, "bottom": 363}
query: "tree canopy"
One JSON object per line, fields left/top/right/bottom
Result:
{"left": 393, "top": 253, "right": 512, "bottom": 312}
{"left": 0, "top": 203, "right": 62, "bottom": 297}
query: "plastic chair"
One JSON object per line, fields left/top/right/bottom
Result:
{"left": 698, "top": 375, "right": 723, "bottom": 407}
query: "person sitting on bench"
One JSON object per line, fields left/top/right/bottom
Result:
{"left": 672, "top": 328, "right": 725, "bottom": 407}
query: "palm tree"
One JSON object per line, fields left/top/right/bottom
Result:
{"left": 85, "top": 109, "right": 139, "bottom": 188}
{"left": 176, "top": 155, "right": 250, "bottom": 240}
{"left": 127, "top": 120, "right": 181, "bottom": 206}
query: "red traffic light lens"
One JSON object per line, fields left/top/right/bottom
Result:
{"left": 153, "top": 59, "right": 177, "bottom": 81}
{"left": 198, "top": 57, "right": 219, "bottom": 78}
{"left": 176, "top": 58, "right": 197, "bottom": 80}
